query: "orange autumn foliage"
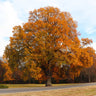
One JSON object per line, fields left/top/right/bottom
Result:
{"left": 0, "top": 60, "right": 12, "bottom": 82}
{"left": 4, "top": 7, "right": 94, "bottom": 84}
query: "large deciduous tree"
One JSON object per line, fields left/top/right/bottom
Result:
{"left": 4, "top": 7, "right": 94, "bottom": 86}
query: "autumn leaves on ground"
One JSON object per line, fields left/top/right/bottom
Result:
{"left": 0, "top": 6, "right": 96, "bottom": 95}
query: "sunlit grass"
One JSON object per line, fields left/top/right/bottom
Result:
{"left": 0, "top": 83, "right": 76, "bottom": 88}
{"left": 1, "top": 84, "right": 45, "bottom": 88}
{"left": 0, "top": 83, "right": 87, "bottom": 88}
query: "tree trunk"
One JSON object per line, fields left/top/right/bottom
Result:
{"left": 28, "top": 72, "right": 31, "bottom": 84}
{"left": 45, "top": 59, "right": 52, "bottom": 86}
{"left": 88, "top": 69, "right": 91, "bottom": 83}
{"left": 46, "top": 75, "right": 52, "bottom": 86}
{"left": 88, "top": 73, "right": 91, "bottom": 82}
{"left": 88, "top": 75, "right": 91, "bottom": 82}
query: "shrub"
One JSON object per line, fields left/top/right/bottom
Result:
{"left": 0, "top": 85, "right": 8, "bottom": 88}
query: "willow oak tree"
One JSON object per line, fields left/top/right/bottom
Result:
{"left": 4, "top": 7, "right": 93, "bottom": 86}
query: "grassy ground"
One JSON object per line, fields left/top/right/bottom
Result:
{"left": 0, "top": 83, "right": 82, "bottom": 88}
{"left": 1, "top": 84, "right": 45, "bottom": 88}
{"left": 1, "top": 85, "right": 96, "bottom": 96}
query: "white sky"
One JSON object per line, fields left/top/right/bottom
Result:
{"left": 0, "top": 0, "right": 96, "bottom": 56}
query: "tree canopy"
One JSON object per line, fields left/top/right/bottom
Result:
{"left": 4, "top": 7, "right": 94, "bottom": 86}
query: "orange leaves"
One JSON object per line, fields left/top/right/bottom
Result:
{"left": 0, "top": 60, "right": 12, "bottom": 82}
{"left": 3, "top": 6, "right": 95, "bottom": 83}
{"left": 81, "top": 38, "right": 93, "bottom": 46}
{"left": 79, "top": 47, "right": 94, "bottom": 68}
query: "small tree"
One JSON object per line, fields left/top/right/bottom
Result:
{"left": 0, "top": 60, "right": 12, "bottom": 82}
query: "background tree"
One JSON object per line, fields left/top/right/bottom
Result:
{"left": 0, "top": 60, "right": 12, "bottom": 82}
{"left": 75, "top": 51, "right": 96, "bottom": 83}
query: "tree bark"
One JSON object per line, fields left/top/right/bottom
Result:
{"left": 46, "top": 75, "right": 52, "bottom": 86}
{"left": 88, "top": 69, "right": 91, "bottom": 83}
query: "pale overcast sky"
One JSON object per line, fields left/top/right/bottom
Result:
{"left": 0, "top": 0, "right": 96, "bottom": 56}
